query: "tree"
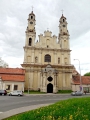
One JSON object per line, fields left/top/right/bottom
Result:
{"left": 0, "top": 57, "right": 9, "bottom": 68}
{"left": 84, "top": 72, "right": 90, "bottom": 76}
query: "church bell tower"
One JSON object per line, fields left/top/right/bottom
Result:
{"left": 25, "top": 11, "right": 36, "bottom": 46}
{"left": 58, "top": 14, "right": 70, "bottom": 49}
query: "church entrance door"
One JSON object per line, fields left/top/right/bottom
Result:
{"left": 47, "top": 83, "right": 53, "bottom": 93}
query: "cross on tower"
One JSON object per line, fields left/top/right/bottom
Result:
{"left": 31, "top": 6, "right": 34, "bottom": 11}
{"left": 47, "top": 28, "right": 49, "bottom": 31}
{"left": 61, "top": 10, "right": 64, "bottom": 14}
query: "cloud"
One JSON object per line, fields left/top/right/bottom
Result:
{"left": 0, "top": 0, "right": 90, "bottom": 75}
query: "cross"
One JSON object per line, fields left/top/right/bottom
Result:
{"left": 61, "top": 10, "right": 64, "bottom": 14}
{"left": 31, "top": 6, "right": 34, "bottom": 11}
{"left": 47, "top": 28, "right": 49, "bottom": 31}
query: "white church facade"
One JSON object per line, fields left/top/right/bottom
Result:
{"left": 21, "top": 11, "right": 74, "bottom": 93}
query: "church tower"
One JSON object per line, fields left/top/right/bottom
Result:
{"left": 21, "top": 11, "right": 74, "bottom": 93}
{"left": 25, "top": 11, "right": 36, "bottom": 47}
{"left": 58, "top": 14, "right": 70, "bottom": 49}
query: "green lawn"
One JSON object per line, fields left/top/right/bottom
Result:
{"left": 24, "top": 91, "right": 46, "bottom": 94}
{"left": 24, "top": 90, "right": 72, "bottom": 94}
{"left": 4, "top": 97, "right": 90, "bottom": 120}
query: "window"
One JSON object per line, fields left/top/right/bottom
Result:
{"left": 6, "top": 85, "right": 10, "bottom": 90}
{"left": 63, "top": 19, "right": 64, "bottom": 22}
{"left": 58, "top": 58, "right": 60, "bottom": 64}
{"left": 35, "top": 57, "right": 38, "bottom": 63}
{"left": 14, "top": 85, "right": 18, "bottom": 90}
{"left": 31, "top": 16, "right": 33, "bottom": 19}
{"left": 29, "top": 38, "right": 32, "bottom": 46}
{"left": 45, "top": 54, "right": 51, "bottom": 62}
{"left": 30, "top": 21, "right": 33, "bottom": 24}
{"left": 63, "top": 25, "right": 65, "bottom": 27}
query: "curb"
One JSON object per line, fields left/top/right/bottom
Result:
{"left": 0, "top": 103, "right": 52, "bottom": 120}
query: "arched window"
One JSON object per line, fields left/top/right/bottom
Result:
{"left": 31, "top": 16, "right": 33, "bottom": 19}
{"left": 63, "top": 19, "right": 64, "bottom": 22}
{"left": 35, "top": 57, "right": 38, "bottom": 63}
{"left": 44, "top": 54, "right": 51, "bottom": 62}
{"left": 58, "top": 58, "right": 60, "bottom": 64}
{"left": 29, "top": 38, "right": 32, "bottom": 46}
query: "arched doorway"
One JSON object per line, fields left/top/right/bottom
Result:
{"left": 47, "top": 83, "right": 53, "bottom": 93}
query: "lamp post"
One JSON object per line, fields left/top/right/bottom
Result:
{"left": 74, "top": 59, "right": 82, "bottom": 92}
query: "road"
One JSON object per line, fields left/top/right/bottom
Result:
{"left": 0, "top": 94, "right": 89, "bottom": 113}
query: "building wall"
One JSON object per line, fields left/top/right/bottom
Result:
{"left": 2, "top": 81, "right": 24, "bottom": 92}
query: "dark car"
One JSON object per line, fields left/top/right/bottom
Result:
{"left": 0, "top": 90, "right": 7, "bottom": 95}
{"left": 71, "top": 91, "right": 83, "bottom": 96}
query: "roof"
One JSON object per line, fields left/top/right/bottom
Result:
{"left": 0, "top": 68, "right": 25, "bottom": 82}
{"left": 61, "top": 14, "right": 66, "bottom": 19}
{"left": 0, "top": 68, "right": 25, "bottom": 74}
{"left": 29, "top": 11, "right": 35, "bottom": 16}
{"left": 0, "top": 74, "right": 24, "bottom": 82}
{"left": 72, "top": 76, "right": 90, "bottom": 85}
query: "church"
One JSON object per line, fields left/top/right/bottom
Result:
{"left": 21, "top": 11, "right": 74, "bottom": 93}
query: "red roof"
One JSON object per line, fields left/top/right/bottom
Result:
{"left": 0, "top": 68, "right": 25, "bottom": 82}
{"left": 72, "top": 76, "right": 90, "bottom": 85}
{"left": 0, "top": 74, "right": 24, "bottom": 82}
{"left": 0, "top": 68, "right": 25, "bottom": 74}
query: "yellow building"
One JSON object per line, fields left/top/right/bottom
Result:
{"left": 21, "top": 11, "right": 74, "bottom": 93}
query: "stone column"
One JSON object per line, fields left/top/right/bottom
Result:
{"left": 68, "top": 54, "right": 71, "bottom": 64}
{"left": 54, "top": 75, "right": 56, "bottom": 86}
{"left": 40, "top": 73, "right": 43, "bottom": 89}
{"left": 61, "top": 53, "right": 64, "bottom": 64}
{"left": 31, "top": 50, "right": 34, "bottom": 63}
{"left": 54, "top": 51, "right": 57, "bottom": 64}
{"left": 43, "top": 76, "right": 45, "bottom": 87}
{"left": 63, "top": 73, "right": 65, "bottom": 88}
{"left": 39, "top": 50, "right": 42, "bottom": 64}
{"left": 30, "top": 69, "right": 33, "bottom": 89}
{"left": 24, "top": 49, "right": 27, "bottom": 62}
{"left": 38, "top": 72, "right": 40, "bottom": 88}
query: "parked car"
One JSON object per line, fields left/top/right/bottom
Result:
{"left": 0, "top": 90, "right": 7, "bottom": 96}
{"left": 71, "top": 91, "right": 83, "bottom": 96}
{"left": 8, "top": 90, "right": 23, "bottom": 96}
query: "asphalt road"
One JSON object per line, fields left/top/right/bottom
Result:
{"left": 0, "top": 93, "right": 89, "bottom": 113}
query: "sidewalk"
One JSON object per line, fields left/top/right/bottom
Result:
{"left": 0, "top": 103, "right": 52, "bottom": 120}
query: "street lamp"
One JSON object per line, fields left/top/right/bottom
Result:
{"left": 74, "top": 59, "right": 82, "bottom": 92}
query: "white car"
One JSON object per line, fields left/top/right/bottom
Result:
{"left": 71, "top": 91, "right": 83, "bottom": 96}
{"left": 8, "top": 90, "right": 23, "bottom": 96}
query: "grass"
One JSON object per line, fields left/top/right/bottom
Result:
{"left": 24, "top": 90, "right": 72, "bottom": 94}
{"left": 57, "top": 90, "right": 72, "bottom": 94}
{"left": 24, "top": 90, "right": 46, "bottom": 94}
{"left": 4, "top": 97, "right": 90, "bottom": 120}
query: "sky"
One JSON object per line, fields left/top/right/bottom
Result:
{"left": 0, "top": 0, "right": 90, "bottom": 75}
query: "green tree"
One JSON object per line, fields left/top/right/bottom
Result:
{"left": 84, "top": 72, "right": 90, "bottom": 76}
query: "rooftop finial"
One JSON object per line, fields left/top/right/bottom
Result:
{"left": 61, "top": 9, "right": 64, "bottom": 15}
{"left": 47, "top": 28, "right": 49, "bottom": 31}
{"left": 31, "top": 6, "right": 34, "bottom": 11}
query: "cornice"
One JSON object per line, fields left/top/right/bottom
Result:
{"left": 23, "top": 46, "right": 71, "bottom": 52}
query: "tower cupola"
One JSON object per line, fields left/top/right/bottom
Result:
{"left": 26, "top": 11, "right": 36, "bottom": 33}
